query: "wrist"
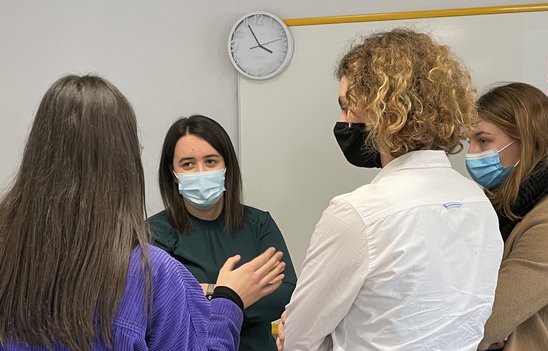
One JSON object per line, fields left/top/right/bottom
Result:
{"left": 211, "top": 285, "right": 244, "bottom": 310}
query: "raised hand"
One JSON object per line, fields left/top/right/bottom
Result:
{"left": 216, "top": 247, "right": 285, "bottom": 308}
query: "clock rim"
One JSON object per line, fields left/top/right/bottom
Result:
{"left": 227, "top": 11, "right": 294, "bottom": 80}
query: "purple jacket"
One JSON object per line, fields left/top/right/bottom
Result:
{"left": 1, "top": 245, "right": 244, "bottom": 350}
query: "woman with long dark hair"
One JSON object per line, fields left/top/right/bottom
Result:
{"left": 149, "top": 115, "right": 297, "bottom": 351}
{"left": 0, "top": 75, "right": 285, "bottom": 351}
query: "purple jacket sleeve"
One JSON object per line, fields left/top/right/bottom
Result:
{"left": 146, "top": 252, "right": 243, "bottom": 351}
{"left": 207, "top": 299, "right": 244, "bottom": 350}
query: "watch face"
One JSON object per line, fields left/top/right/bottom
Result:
{"left": 228, "top": 12, "right": 294, "bottom": 80}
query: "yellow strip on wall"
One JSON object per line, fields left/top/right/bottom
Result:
{"left": 284, "top": 3, "right": 548, "bottom": 26}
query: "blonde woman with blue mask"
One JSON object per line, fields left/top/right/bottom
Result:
{"left": 468, "top": 82, "right": 548, "bottom": 351}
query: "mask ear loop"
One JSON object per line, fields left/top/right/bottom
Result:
{"left": 172, "top": 170, "right": 180, "bottom": 183}
{"left": 498, "top": 140, "right": 520, "bottom": 167}
{"left": 498, "top": 139, "right": 516, "bottom": 153}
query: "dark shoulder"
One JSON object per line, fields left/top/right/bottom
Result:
{"left": 147, "top": 210, "right": 169, "bottom": 226}
{"left": 147, "top": 210, "right": 175, "bottom": 235}
{"left": 243, "top": 205, "right": 276, "bottom": 225}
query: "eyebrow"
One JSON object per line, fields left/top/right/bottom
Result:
{"left": 473, "top": 131, "right": 494, "bottom": 137}
{"left": 176, "top": 154, "right": 221, "bottom": 164}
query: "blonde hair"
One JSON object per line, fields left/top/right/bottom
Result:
{"left": 477, "top": 82, "right": 548, "bottom": 219}
{"left": 337, "top": 29, "right": 477, "bottom": 157}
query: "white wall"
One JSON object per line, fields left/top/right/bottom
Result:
{"left": 0, "top": 0, "right": 543, "bottom": 216}
{"left": 238, "top": 10, "right": 548, "bottom": 273}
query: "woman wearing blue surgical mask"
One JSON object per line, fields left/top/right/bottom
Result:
{"left": 0, "top": 76, "right": 286, "bottom": 351}
{"left": 148, "top": 115, "right": 297, "bottom": 351}
{"left": 468, "top": 83, "right": 548, "bottom": 351}
{"left": 466, "top": 125, "right": 520, "bottom": 189}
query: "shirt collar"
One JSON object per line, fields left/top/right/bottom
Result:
{"left": 372, "top": 150, "right": 452, "bottom": 183}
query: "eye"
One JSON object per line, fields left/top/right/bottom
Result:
{"left": 479, "top": 138, "right": 488, "bottom": 145}
{"left": 205, "top": 159, "right": 218, "bottom": 166}
{"left": 180, "top": 161, "right": 194, "bottom": 170}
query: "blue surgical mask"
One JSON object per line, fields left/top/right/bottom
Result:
{"left": 174, "top": 169, "right": 226, "bottom": 209}
{"left": 465, "top": 140, "right": 517, "bottom": 189}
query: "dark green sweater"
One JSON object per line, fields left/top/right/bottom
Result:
{"left": 148, "top": 206, "right": 297, "bottom": 351}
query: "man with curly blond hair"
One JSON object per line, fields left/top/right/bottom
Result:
{"left": 279, "top": 29, "right": 503, "bottom": 351}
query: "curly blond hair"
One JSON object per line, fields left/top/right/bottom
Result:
{"left": 337, "top": 29, "right": 477, "bottom": 157}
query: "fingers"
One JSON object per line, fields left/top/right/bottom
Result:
{"left": 276, "top": 336, "right": 284, "bottom": 351}
{"left": 255, "top": 250, "right": 283, "bottom": 277}
{"left": 276, "top": 310, "right": 287, "bottom": 351}
{"left": 262, "top": 261, "right": 285, "bottom": 286}
{"left": 220, "top": 254, "right": 241, "bottom": 272}
{"left": 260, "top": 276, "right": 284, "bottom": 296}
{"left": 245, "top": 247, "right": 277, "bottom": 270}
{"left": 277, "top": 322, "right": 285, "bottom": 342}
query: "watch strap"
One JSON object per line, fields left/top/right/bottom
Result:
{"left": 205, "top": 283, "right": 215, "bottom": 300}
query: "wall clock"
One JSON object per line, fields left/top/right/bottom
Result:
{"left": 227, "top": 11, "right": 294, "bottom": 80}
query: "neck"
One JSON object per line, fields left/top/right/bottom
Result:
{"left": 380, "top": 150, "right": 394, "bottom": 167}
{"left": 185, "top": 196, "right": 224, "bottom": 221}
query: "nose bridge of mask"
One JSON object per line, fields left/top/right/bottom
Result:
{"left": 467, "top": 139, "right": 516, "bottom": 160}
{"left": 465, "top": 148, "right": 498, "bottom": 160}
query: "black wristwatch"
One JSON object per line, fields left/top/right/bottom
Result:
{"left": 205, "top": 283, "right": 215, "bottom": 300}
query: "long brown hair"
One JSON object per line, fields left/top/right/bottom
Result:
{"left": 0, "top": 75, "right": 151, "bottom": 350}
{"left": 477, "top": 82, "right": 548, "bottom": 219}
{"left": 337, "top": 29, "right": 477, "bottom": 157}
{"left": 158, "top": 115, "right": 244, "bottom": 233}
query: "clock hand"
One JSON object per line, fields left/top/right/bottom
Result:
{"left": 247, "top": 25, "right": 262, "bottom": 45}
{"left": 258, "top": 45, "right": 273, "bottom": 54}
{"left": 250, "top": 38, "right": 282, "bottom": 49}
{"left": 247, "top": 25, "right": 273, "bottom": 54}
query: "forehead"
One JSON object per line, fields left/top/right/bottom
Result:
{"left": 473, "top": 119, "right": 508, "bottom": 137}
{"left": 173, "top": 134, "right": 220, "bottom": 157}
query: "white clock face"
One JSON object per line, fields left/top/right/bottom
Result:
{"left": 228, "top": 12, "right": 294, "bottom": 80}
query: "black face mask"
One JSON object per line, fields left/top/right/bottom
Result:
{"left": 333, "top": 122, "right": 382, "bottom": 168}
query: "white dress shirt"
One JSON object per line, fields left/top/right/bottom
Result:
{"left": 284, "top": 150, "right": 503, "bottom": 351}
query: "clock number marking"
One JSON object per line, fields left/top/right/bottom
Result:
{"left": 254, "top": 14, "right": 265, "bottom": 26}
{"left": 230, "top": 40, "right": 239, "bottom": 53}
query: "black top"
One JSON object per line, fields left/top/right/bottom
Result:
{"left": 148, "top": 206, "right": 297, "bottom": 351}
